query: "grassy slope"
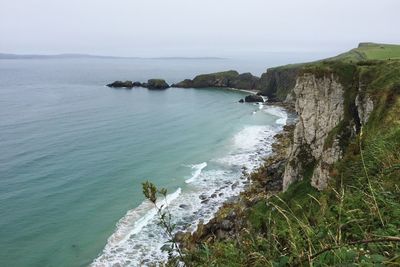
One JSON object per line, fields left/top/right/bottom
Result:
{"left": 330, "top": 43, "right": 400, "bottom": 62}
{"left": 274, "top": 43, "right": 400, "bottom": 70}
{"left": 182, "top": 45, "right": 400, "bottom": 266}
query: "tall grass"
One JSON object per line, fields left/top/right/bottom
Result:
{"left": 184, "top": 126, "right": 400, "bottom": 266}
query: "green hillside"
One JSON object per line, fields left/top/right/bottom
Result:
{"left": 328, "top": 42, "right": 400, "bottom": 62}
{"left": 174, "top": 45, "right": 400, "bottom": 266}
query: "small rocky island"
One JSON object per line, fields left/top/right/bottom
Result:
{"left": 171, "top": 70, "right": 259, "bottom": 90}
{"left": 107, "top": 79, "right": 169, "bottom": 90}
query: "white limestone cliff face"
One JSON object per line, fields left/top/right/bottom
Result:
{"left": 355, "top": 80, "right": 374, "bottom": 126}
{"left": 283, "top": 74, "right": 345, "bottom": 191}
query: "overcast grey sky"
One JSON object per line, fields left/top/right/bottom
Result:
{"left": 0, "top": 0, "right": 399, "bottom": 57}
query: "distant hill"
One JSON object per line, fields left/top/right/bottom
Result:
{"left": 0, "top": 53, "right": 225, "bottom": 60}
{"left": 327, "top": 42, "right": 400, "bottom": 62}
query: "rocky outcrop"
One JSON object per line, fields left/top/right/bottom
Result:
{"left": 355, "top": 80, "right": 374, "bottom": 126}
{"left": 147, "top": 79, "right": 169, "bottom": 90}
{"left": 283, "top": 73, "right": 345, "bottom": 191}
{"left": 244, "top": 94, "right": 264, "bottom": 103}
{"left": 230, "top": 72, "right": 260, "bottom": 90}
{"left": 107, "top": 80, "right": 135, "bottom": 88}
{"left": 107, "top": 79, "right": 169, "bottom": 90}
{"left": 257, "top": 66, "right": 300, "bottom": 101}
{"left": 172, "top": 70, "right": 259, "bottom": 90}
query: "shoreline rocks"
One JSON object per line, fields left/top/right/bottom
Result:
{"left": 244, "top": 94, "right": 264, "bottom": 103}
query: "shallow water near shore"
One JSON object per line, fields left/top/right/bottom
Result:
{"left": 0, "top": 56, "right": 310, "bottom": 267}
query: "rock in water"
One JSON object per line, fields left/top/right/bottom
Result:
{"left": 147, "top": 79, "right": 170, "bottom": 90}
{"left": 238, "top": 99, "right": 244, "bottom": 103}
{"left": 132, "top": 81, "right": 143, "bottom": 87}
{"left": 244, "top": 94, "right": 264, "bottom": 103}
{"left": 107, "top": 80, "right": 134, "bottom": 88}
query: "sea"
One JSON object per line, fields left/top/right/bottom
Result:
{"left": 0, "top": 51, "right": 333, "bottom": 266}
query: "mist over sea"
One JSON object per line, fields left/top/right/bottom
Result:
{"left": 0, "top": 52, "right": 330, "bottom": 266}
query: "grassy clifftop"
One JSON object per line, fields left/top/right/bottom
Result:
{"left": 177, "top": 44, "right": 400, "bottom": 266}
{"left": 258, "top": 43, "right": 400, "bottom": 102}
{"left": 329, "top": 42, "right": 400, "bottom": 62}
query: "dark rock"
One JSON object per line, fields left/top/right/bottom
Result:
{"left": 132, "top": 81, "right": 143, "bottom": 87}
{"left": 227, "top": 210, "right": 236, "bottom": 220}
{"left": 211, "top": 193, "right": 217, "bottom": 198}
{"left": 179, "top": 204, "right": 189, "bottom": 209}
{"left": 230, "top": 72, "right": 260, "bottom": 90}
{"left": 199, "top": 194, "right": 208, "bottom": 200}
{"left": 216, "top": 229, "right": 228, "bottom": 239}
{"left": 238, "top": 99, "right": 244, "bottom": 103}
{"left": 231, "top": 181, "right": 239, "bottom": 189}
{"left": 107, "top": 80, "right": 134, "bottom": 88}
{"left": 220, "top": 220, "right": 233, "bottom": 231}
{"left": 171, "top": 79, "right": 193, "bottom": 88}
{"left": 147, "top": 79, "right": 169, "bottom": 90}
{"left": 257, "top": 67, "right": 299, "bottom": 102}
{"left": 173, "top": 70, "right": 260, "bottom": 90}
{"left": 244, "top": 94, "right": 264, "bottom": 103}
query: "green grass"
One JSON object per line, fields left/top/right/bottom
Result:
{"left": 328, "top": 43, "right": 400, "bottom": 62}
{"left": 184, "top": 124, "right": 400, "bottom": 266}
{"left": 181, "top": 49, "right": 400, "bottom": 266}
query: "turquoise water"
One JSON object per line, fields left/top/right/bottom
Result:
{"left": 0, "top": 56, "right": 304, "bottom": 266}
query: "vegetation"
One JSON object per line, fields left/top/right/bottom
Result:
{"left": 175, "top": 45, "right": 400, "bottom": 266}
{"left": 142, "top": 181, "right": 186, "bottom": 266}
{"left": 139, "top": 44, "right": 400, "bottom": 266}
{"left": 182, "top": 122, "right": 400, "bottom": 266}
{"left": 330, "top": 43, "right": 400, "bottom": 62}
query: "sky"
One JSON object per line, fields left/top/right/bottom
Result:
{"left": 0, "top": 0, "right": 399, "bottom": 57}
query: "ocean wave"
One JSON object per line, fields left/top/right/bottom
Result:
{"left": 263, "top": 106, "right": 288, "bottom": 125}
{"left": 91, "top": 108, "right": 285, "bottom": 266}
{"left": 185, "top": 162, "right": 207, "bottom": 183}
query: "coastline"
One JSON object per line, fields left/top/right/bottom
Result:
{"left": 174, "top": 100, "right": 295, "bottom": 259}
{"left": 91, "top": 92, "right": 287, "bottom": 266}
{"left": 225, "top": 87, "right": 259, "bottom": 95}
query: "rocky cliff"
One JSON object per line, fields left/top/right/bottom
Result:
{"left": 179, "top": 44, "right": 400, "bottom": 266}
{"left": 282, "top": 73, "right": 345, "bottom": 190}
{"left": 172, "top": 70, "right": 259, "bottom": 90}
{"left": 257, "top": 66, "right": 300, "bottom": 101}
{"left": 281, "top": 61, "right": 382, "bottom": 191}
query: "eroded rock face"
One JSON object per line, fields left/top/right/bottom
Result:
{"left": 257, "top": 67, "right": 299, "bottom": 102}
{"left": 283, "top": 74, "right": 345, "bottom": 191}
{"left": 355, "top": 80, "right": 374, "bottom": 126}
{"left": 230, "top": 72, "right": 260, "bottom": 90}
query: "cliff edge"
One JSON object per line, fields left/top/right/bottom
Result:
{"left": 177, "top": 43, "right": 400, "bottom": 266}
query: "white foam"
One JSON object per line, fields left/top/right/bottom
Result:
{"left": 91, "top": 112, "right": 286, "bottom": 266}
{"left": 185, "top": 162, "right": 207, "bottom": 183}
{"left": 233, "top": 125, "right": 274, "bottom": 152}
{"left": 263, "top": 106, "right": 288, "bottom": 125}
{"left": 91, "top": 188, "right": 181, "bottom": 267}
